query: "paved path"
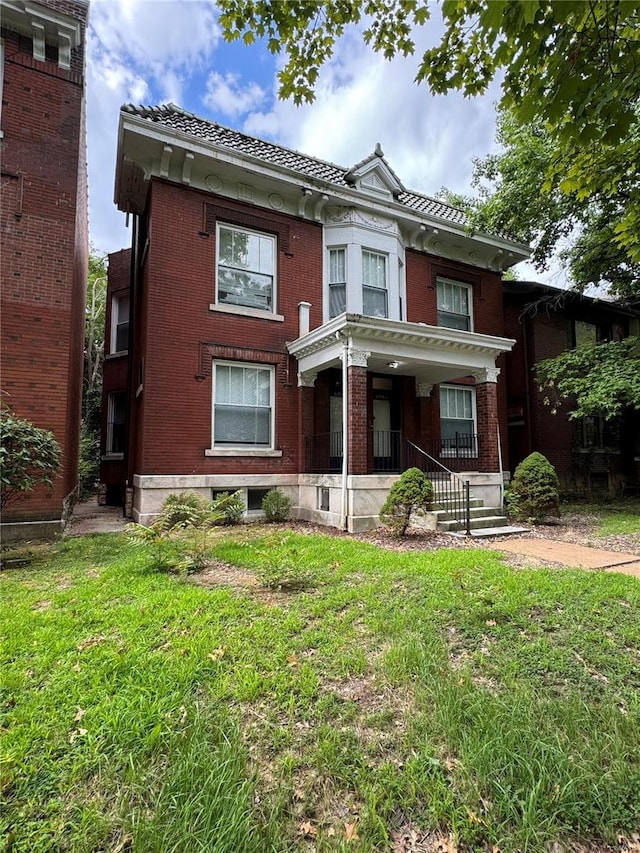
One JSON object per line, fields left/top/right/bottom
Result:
{"left": 67, "top": 502, "right": 128, "bottom": 536}
{"left": 496, "top": 538, "right": 640, "bottom": 578}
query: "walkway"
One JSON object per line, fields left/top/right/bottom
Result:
{"left": 496, "top": 538, "right": 640, "bottom": 578}
{"left": 67, "top": 502, "right": 127, "bottom": 536}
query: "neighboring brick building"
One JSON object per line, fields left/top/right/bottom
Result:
{"left": 503, "top": 281, "right": 640, "bottom": 495}
{"left": 103, "top": 104, "right": 530, "bottom": 532}
{"left": 1, "top": 0, "right": 89, "bottom": 538}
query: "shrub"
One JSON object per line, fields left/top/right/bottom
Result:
{"left": 379, "top": 467, "right": 434, "bottom": 536}
{"left": 211, "top": 491, "right": 244, "bottom": 525}
{"left": 257, "top": 537, "right": 316, "bottom": 590}
{"left": 507, "top": 451, "right": 560, "bottom": 523}
{"left": 160, "top": 492, "right": 211, "bottom": 530}
{"left": 262, "top": 488, "right": 292, "bottom": 522}
{"left": 0, "top": 406, "right": 61, "bottom": 510}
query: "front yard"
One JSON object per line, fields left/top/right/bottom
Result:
{"left": 1, "top": 524, "right": 640, "bottom": 852}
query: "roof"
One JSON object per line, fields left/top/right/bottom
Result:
{"left": 121, "top": 103, "right": 469, "bottom": 228}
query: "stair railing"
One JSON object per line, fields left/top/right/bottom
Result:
{"left": 406, "top": 440, "right": 471, "bottom": 535}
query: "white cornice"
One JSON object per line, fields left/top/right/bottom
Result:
{"left": 116, "top": 110, "right": 530, "bottom": 269}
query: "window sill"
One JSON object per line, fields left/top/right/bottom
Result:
{"left": 205, "top": 448, "right": 283, "bottom": 457}
{"left": 209, "top": 303, "right": 284, "bottom": 322}
{"left": 105, "top": 351, "right": 128, "bottom": 360}
{"left": 101, "top": 453, "right": 124, "bottom": 461}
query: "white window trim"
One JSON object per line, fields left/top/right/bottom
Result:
{"left": 210, "top": 360, "right": 276, "bottom": 453}
{"left": 436, "top": 277, "right": 474, "bottom": 332}
{"left": 215, "top": 222, "right": 277, "bottom": 315}
{"left": 327, "top": 246, "right": 347, "bottom": 319}
{"left": 439, "top": 384, "right": 477, "bottom": 457}
{"left": 110, "top": 293, "right": 129, "bottom": 355}
{"left": 362, "top": 248, "right": 388, "bottom": 319}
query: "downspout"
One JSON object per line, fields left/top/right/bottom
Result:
{"left": 337, "top": 331, "right": 349, "bottom": 531}
{"left": 497, "top": 421, "right": 504, "bottom": 509}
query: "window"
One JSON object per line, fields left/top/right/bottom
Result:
{"left": 362, "top": 250, "right": 388, "bottom": 318}
{"left": 318, "top": 487, "right": 330, "bottom": 512}
{"left": 247, "top": 488, "right": 270, "bottom": 511}
{"left": 216, "top": 224, "right": 276, "bottom": 312}
{"left": 213, "top": 362, "right": 273, "bottom": 448}
{"left": 111, "top": 293, "right": 130, "bottom": 353}
{"left": 328, "top": 248, "right": 346, "bottom": 317}
{"left": 440, "top": 385, "right": 477, "bottom": 455}
{"left": 437, "top": 278, "right": 472, "bottom": 331}
{"left": 106, "top": 392, "right": 126, "bottom": 454}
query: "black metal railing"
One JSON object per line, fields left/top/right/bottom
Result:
{"left": 304, "top": 430, "right": 402, "bottom": 473}
{"left": 304, "top": 431, "right": 344, "bottom": 473}
{"left": 371, "top": 429, "right": 401, "bottom": 472}
{"left": 406, "top": 439, "right": 471, "bottom": 535}
{"left": 418, "top": 433, "right": 479, "bottom": 472}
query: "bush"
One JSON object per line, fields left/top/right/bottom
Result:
{"left": 160, "top": 492, "right": 211, "bottom": 530}
{"left": 0, "top": 406, "right": 61, "bottom": 510}
{"left": 507, "top": 451, "right": 560, "bottom": 523}
{"left": 262, "top": 488, "right": 292, "bottom": 522}
{"left": 211, "top": 491, "right": 244, "bottom": 525}
{"left": 379, "top": 468, "right": 434, "bottom": 536}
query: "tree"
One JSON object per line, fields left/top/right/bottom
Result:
{"left": 0, "top": 406, "right": 62, "bottom": 510}
{"left": 219, "top": 1, "right": 640, "bottom": 277}
{"left": 79, "top": 252, "right": 107, "bottom": 498}
{"left": 535, "top": 336, "right": 640, "bottom": 420}
{"left": 470, "top": 109, "right": 640, "bottom": 298}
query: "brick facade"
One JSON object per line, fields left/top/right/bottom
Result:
{"left": 1, "top": 0, "right": 88, "bottom": 528}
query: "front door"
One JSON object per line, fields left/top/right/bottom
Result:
{"left": 373, "top": 396, "right": 392, "bottom": 467}
{"left": 370, "top": 374, "right": 401, "bottom": 471}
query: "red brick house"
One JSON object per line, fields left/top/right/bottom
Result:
{"left": 503, "top": 280, "right": 640, "bottom": 496}
{"left": 103, "top": 104, "right": 530, "bottom": 532}
{"left": 1, "top": 0, "right": 88, "bottom": 539}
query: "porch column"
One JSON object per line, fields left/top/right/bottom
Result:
{"left": 347, "top": 348, "right": 370, "bottom": 474}
{"left": 297, "top": 370, "right": 317, "bottom": 473}
{"left": 474, "top": 367, "right": 500, "bottom": 472}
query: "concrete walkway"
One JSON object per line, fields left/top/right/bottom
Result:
{"left": 67, "top": 502, "right": 128, "bottom": 536}
{"left": 496, "top": 538, "right": 640, "bottom": 578}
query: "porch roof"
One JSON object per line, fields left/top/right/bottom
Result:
{"left": 287, "top": 314, "right": 515, "bottom": 387}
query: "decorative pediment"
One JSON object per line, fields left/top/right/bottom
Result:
{"left": 344, "top": 144, "right": 405, "bottom": 200}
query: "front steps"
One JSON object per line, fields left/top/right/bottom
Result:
{"left": 432, "top": 494, "right": 528, "bottom": 537}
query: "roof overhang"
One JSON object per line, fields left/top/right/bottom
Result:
{"left": 0, "top": 0, "right": 84, "bottom": 69}
{"left": 287, "top": 314, "right": 515, "bottom": 387}
{"left": 114, "top": 110, "right": 530, "bottom": 272}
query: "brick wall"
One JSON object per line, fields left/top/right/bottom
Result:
{"left": 347, "top": 367, "right": 368, "bottom": 474}
{"left": 0, "top": 1, "right": 87, "bottom": 522}
{"left": 129, "top": 180, "right": 323, "bottom": 477}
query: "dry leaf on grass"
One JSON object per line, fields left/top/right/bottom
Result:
{"left": 298, "top": 821, "right": 317, "bottom": 838}
{"left": 208, "top": 647, "right": 226, "bottom": 661}
{"left": 73, "top": 707, "right": 86, "bottom": 722}
{"left": 345, "top": 820, "right": 359, "bottom": 842}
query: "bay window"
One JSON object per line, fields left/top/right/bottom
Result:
{"left": 362, "top": 249, "right": 388, "bottom": 318}
{"left": 328, "top": 248, "right": 346, "bottom": 317}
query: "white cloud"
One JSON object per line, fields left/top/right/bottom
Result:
{"left": 203, "top": 71, "right": 266, "bottom": 117}
{"left": 243, "top": 27, "right": 502, "bottom": 200}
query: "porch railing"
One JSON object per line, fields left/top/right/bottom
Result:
{"left": 419, "top": 433, "right": 479, "bottom": 472}
{"left": 303, "top": 430, "right": 402, "bottom": 473}
{"left": 406, "top": 440, "right": 471, "bottom": 535}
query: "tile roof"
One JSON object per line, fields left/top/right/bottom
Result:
{"left": 122, "top": 103, "right": 469, "bottom": 228}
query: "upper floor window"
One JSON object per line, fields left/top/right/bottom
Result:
{"left": 572, "top": 320, "right": 610, "bottom": 348}
{"left": 216, "top": 224, "right": 276, "bottom": 313}
{"left": 213, "top": 362, "right": 274, "bottom": 449}
{"left": 328, "top": 248, "right": 346, "bottom": 318}
{"left": 437, "top": 278, "right": 472, "bottom": 331}
{"left": 362, "top": 250, "right": 388, "bottom": 318}
{"left": 111, "top": 293, "right": 130, "bottom": 354}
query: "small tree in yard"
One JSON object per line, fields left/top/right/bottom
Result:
{"left": 379, "top": 468, "right": 434, "bottom": 537}
{"left": 0, "top": 406, "right": 61, "bottom": 510}
{"left": 507, "top": 452, "right": 560, "bottom": 524}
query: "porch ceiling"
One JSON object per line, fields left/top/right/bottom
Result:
{"left": 287, "top": 314, "right": 515, "bottom": 386}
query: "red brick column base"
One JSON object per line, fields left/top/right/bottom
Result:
{"left": 348, "top": 365, "right": 368, "bottom": 474}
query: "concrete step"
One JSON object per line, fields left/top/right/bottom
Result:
{"left": 437, "top": 515, "right": 510, "bottom": 532}
{"left": 433, "top": 506, "right": 501, "bottom": 521}
{"left": 433, "top": 497, "right": 484, "bottom": 510}
{"left": 447, "top": 525, "right": 530, "bottom": 538}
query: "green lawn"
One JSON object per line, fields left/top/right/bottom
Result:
{"left": 561, "top": 498, "right": 640, "bottom": 537}
{"left": 1, "top": 529, "right": 640, "bottom": 852}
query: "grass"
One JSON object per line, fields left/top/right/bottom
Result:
{"left": 2, "top": 528, "right": 640, "bottom": 852}
{"left": 561, "top": 498, "right": 640, "bottom": 537}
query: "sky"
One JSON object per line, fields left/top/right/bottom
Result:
{"left": 86, "top": 0, "right": 554, "bottom": 282}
